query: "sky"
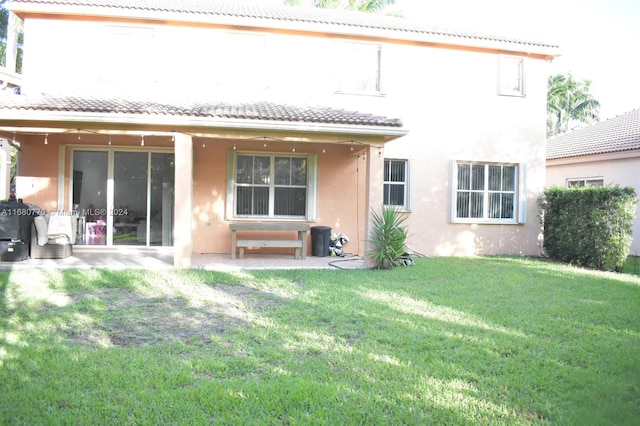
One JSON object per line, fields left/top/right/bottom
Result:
{"left": 389, "top": 0, "right": 640, "bottom": 120}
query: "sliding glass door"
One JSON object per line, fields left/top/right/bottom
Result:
{"left": 72, "top": 151, "right": 108, "bottom": 245}
{"left": 72, "top": 150, "right": 174, "bottom": 246}
{"left": 113, "top": 152, "right": 148, "bottom": 245}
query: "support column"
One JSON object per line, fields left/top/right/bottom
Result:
{"left": 364, "top": 143, "right": 385, "bottom": 268}
{"left": 173, "top": 133, "right": 193, "bottom": 268}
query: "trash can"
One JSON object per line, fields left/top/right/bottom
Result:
{"left": 311, "top": 226, "right": 332, "bottom": 257}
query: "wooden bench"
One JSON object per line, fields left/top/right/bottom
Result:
{"left": 229, "top": 222, "right": 310, "bottom": 260}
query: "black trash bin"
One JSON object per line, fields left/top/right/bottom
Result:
{"left": 310, "top": 226, "right": 332, "bottom": 257}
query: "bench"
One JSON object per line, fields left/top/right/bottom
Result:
{"left": 229, "top": 222, "right": 310, "bottom": 260}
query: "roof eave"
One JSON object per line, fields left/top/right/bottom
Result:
{"left": 8, "top": 3, "right": 560, "bottom": 58}
{"left": 547, "top": 148, "right": 640, "bottom": 164}
{"left": 0, "top": 110, "right": 408, "bottom": 142}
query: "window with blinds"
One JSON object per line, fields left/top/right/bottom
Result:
{"left": 235, "top": 154, "right": 308, "bottom": 218}
{"left": 384, "top": 159, "right": 409, "bottom": 209}
{"left": 454, "top": 163, "right": 520, "bottom": 223}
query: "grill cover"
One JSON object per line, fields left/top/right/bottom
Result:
{"left": 0, "top": 201, "right": 39, "bottom": 241}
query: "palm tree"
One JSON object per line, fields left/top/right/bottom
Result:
{"left": 284, "top": 0, "right": 395, "bottom": 13}
{"left": 547, "top": 73, "right": 600, "bottom": 137}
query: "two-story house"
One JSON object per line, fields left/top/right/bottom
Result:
{"left": 0, "top": 0, "right": 558, "bottom": 267}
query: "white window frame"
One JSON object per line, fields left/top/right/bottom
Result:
{"left": 497, "top": 55, "right": 525, "bottom": 97}
{"left": 383, "top": 159, "right": 412, "bottom": 211}
{"left": 226, "top": 151, "right": 317, "bottom": 221}
{"left": 450, "top": 161, "right": 526, "bottom": 224}
{"left": 567, "top": 177, "right": 604, "bottom": 188}
{"left": 336, "top": 41, "right": 383, "bottom": 95}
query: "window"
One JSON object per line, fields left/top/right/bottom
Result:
{"left": 219, "top": 32, "right": 268, "bottom": 91}
{"left": 101, "top": 25, "right": 158, "bottom": 86}
{"left": 567, "top": 178, "right": 604, "bottom": 187}
{"left": 337, "top": 42, "right": 382, "bottom": 94}
{"left": 228, "top": 152, "right": 318, "bottom": 219}
{"left": 452, "top": 162, "right": 525, "bottom": 223}
{"left": 384, "top": 159, "right": 410, "bottom": 209}
{"left": 498, "top": 55, "right": 525, "bottom": 96}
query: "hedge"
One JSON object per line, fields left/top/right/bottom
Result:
{"left": 540, "top": 185, "right": 637, "bottom": 271}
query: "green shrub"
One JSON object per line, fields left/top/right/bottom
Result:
{"left": 540, "top": 185, "right": 637, "bottom": 271}
{"left": 367, "top": 206, "right": 408, "bottom": 270}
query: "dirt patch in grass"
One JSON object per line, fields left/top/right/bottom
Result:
{"left": 66, "top": 284, "right": 283, "bottom": 348}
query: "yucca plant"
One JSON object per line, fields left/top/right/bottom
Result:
{"left": 367, "top": 206, "right": 408, "bottom": 269}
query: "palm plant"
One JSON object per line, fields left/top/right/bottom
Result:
{"left": 367, "top": 205, "right": 408, "bottom": 269}
{"left": 547, "top": 73, "right": 600, "bottom": 137}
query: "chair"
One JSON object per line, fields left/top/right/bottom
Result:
{"left": 30, "top": 214, "right": 77, "bottom": 259}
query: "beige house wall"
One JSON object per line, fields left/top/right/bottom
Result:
{"left": 13, "top": 12, "right": 552, "bottom": 258}
{"left": 547, "top": 153, "right": 640, "bottom": 256}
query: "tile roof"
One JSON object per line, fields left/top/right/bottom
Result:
{"left": 0, "top": 94, "right": 403, "bottom": 127}
{"left": 547, "top": 109, "right": 640, "bottom": 160}
{"left": 7, "top": 0, "right": 558, "bottom": 51}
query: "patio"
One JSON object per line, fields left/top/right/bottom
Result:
{"left": 0, "top": 247, "right": 367, "bottom": 271}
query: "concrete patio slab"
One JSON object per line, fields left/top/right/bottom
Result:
{"left": 0, "top": 248, "right": 367, "bottom": 271}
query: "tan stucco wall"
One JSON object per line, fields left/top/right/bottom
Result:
{"left": 191, "top": 139, "right": 369, "bottom": 256}
{"left": 16, "top": 134, "right": 61, "bottom": 211}
{"left": 377, "top": 48, "right": 549, "bottom": 257}
{"left": 547, "top": 154, "right": 640, "bottom": 256}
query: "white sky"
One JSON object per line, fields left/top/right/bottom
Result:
{"left": 389, "top": 0, "right": 640, "bottom": 120}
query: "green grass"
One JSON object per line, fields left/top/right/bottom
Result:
{"left": 1, "top": 258, "right": 639, "bottom": 425}
{"left": 622, "top": 256, "right": 640, "bottom": 275}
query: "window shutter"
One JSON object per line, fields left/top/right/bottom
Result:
{"left": 406, "top": 159, "right": 413, "bottom": 212}
{"left": 518, "top": 162, "right": 527, "bottom": 224}
{"left": 449, "top": 159, "right": 457, "bottom": 223}
{"left": 307, "top": 154, "right": 318, "bottom": 222}
{"left": 225, "top": 150, "right": 235, "bottom": 221}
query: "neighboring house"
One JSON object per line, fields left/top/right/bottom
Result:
{"left": 547, "top": 109, "right": 640, "bottom": 255}
{"left": 0, "top": 0, "right": 558, "bottom": 267}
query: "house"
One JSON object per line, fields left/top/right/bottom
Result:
{"left": 547, "top": 109, "right": 640, "bottom": 255}
{"left": 0, "top": 0, "right": 558, "bottom": 267}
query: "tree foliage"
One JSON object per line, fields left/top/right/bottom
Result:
{"left": 0, "top": 0, "right": 22, "bottom": 73}
{"left": 283, "top": 0, "right": 395, "bottom": 12}
{"left": 547, "top": 73, "right": 600, "bottom": 137}
{"left": 540, "top": 186, "right": 637, "bottom": 272}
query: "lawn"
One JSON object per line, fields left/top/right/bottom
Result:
{"left": 1, "top": 257, "right": 639, "bottom": 425}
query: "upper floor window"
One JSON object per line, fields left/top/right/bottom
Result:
{"left": 101, "top": 25, "right": 158, "bottom": 86}
{"left": 228, "top": 152, "right": 318, "bottom": 220}
{"left": 337, "top": 41, "right": 382, "bottom": 94}
{"left": 452, "top": 162, "right": 525, "bottom": 224}
{"left": 568, "top": 178, "right": 604, "bottom": 188}
{"left": 384, "top": 159, "right": 410, "bottom": 210}
{"left": 497, "top": 55, "right": 525, "bottom": 97}
{"left": 219, "top": 32, "right": 268, "bottom": 91}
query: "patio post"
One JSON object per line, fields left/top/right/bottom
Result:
{"left": 363, "top": 143, "right": 385, "bottom": 268}
{"left": 173, "top": 132, "right": 193, "bottom": 268}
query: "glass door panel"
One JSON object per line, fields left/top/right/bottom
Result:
{"left": 113, "top": 152, "right": 148, "bottom": 246}
{"left": 72, "top": 151, "right": 108, "bottom": 245}
{"left": 149, "top": 153, "right": 175, "bottom": 246}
